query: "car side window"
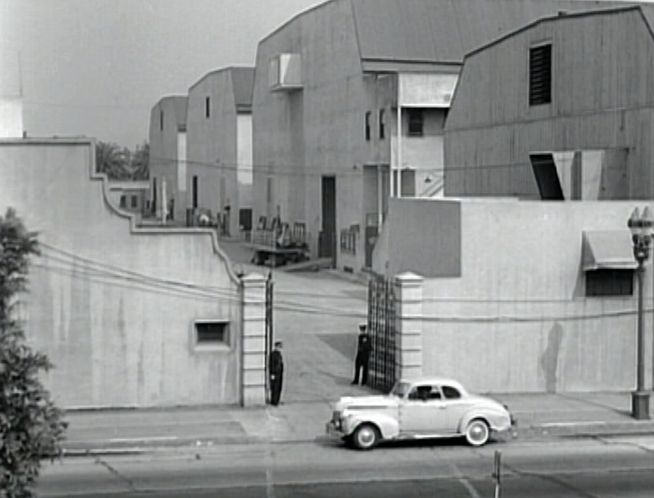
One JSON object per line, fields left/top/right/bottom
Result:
{"left": 408, "top": 385, "right": 441, "bottom": 401}
{"left": 442, "top": 385, "right": 461, "bottom": 399}
{"left": 428, "top": 386, "right": 442, "bottom": 400}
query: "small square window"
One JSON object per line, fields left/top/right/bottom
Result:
{"left": 407, "top": 109, "right": 423, "bottom": 136}
{"left": 195, "top": 321, "right": 229, "bottom": 345}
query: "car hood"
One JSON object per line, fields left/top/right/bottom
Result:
{"left": 333, "top": 395, "right": 398, "bottom": 412}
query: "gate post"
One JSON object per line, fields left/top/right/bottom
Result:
{"left": 241, "top": 273, "right": 267, "bottom": 406}
{"left": 394, "top": 272, "right": 424, "bottom": 381}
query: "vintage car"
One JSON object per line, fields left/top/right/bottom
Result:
{"left": 326, "top": 377, "right": 515, "bottom": 450}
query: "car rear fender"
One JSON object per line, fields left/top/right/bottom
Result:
{"left": 345, "top": 412, "right": 400, "bottom": 439}
{"left": 458, "top": 407, "right": 509, "bottom": 433}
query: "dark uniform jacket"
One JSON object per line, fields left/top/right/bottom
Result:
{"left": 270, "top": 350, "right": 284, "bottom": 376}
{"left": 356, "top": 334, "right": 371, "bottom": 361}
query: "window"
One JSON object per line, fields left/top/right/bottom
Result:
{"left": 192, "top": 175, "right": 198, "bottom": 209}
{"left": 442, "top": 386, "right": 462, "bottom": 399}
{"left": 266, "top": 177, "right": 273, "bottom": 204}
{"left": 586, "top": 269, "right": 633, "bottom": 297}
{"left": 152, "top": 177, "right": 157, "bottom": 213}
{"left": 340, "top": 225, "right": 358, "bottom": 255}
{"left": 408, "top": 385, "right": 441, "bottom": 400}
{"left": 529, "top": 44, "right": 552, "bottom": 106}
{"left": 379, "top": 109, "right": 385, "bottom": 139}
{"left": 205, "top": 96, "right": 211, "bottom": 118}
{"left": 131, "top": 195, "right": 138, "bottom": 209}
{"left": 119, "top": 195, "right": 127, "bottom": 208}
{"left": 159, "top": 110, "right": 164, "bottom": 131}
{"left": 365, "top": 111, "right": 371, "bottom": 141}
{"left": 195, "top": 321, "right": 229, "bottom": 345}
{"left": 407, "top": 109, "right": 423, "bottom": 136}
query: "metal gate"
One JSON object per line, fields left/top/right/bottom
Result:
{"left": 264, "top": 272, "right": 274, "bottom": 403}
{"left": 367, "top": 274, "right": 396, "bottom": 392}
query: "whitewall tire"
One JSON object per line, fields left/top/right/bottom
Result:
{"left": 465, "top": 419, "right": 490, "bottom": 447}
{"left": 352, "top": 424, "right": 380, "bottom": 450}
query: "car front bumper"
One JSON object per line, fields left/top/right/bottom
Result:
{"left": 326, "top": 420, "right": 346, "bottom": 438}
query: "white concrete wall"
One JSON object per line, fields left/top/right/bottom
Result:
{"left": 237, "top": 114, "right": 253, "bottom": 210}
{"left": 0, "top": 97, "right": 23, "bottom": 137}
{"left": 0, "top": 139, "right": 245, "bottom": 408}
{"left": 384, "top": 198, "right": 654, "bottom": 393}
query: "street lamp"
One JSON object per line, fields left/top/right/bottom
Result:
{"left": 628, "top": 206, "right": 653, "bottom": 420}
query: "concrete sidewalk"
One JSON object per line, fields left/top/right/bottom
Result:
{"left": 61, "top": 391, "right": 654, "bottom": 455}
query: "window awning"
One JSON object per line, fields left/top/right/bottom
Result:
{"left": 582, "top": 230, "right": 637, "bottom": 271}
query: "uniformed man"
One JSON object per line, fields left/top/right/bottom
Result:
{"left": 269, "top": 341, "right": 284, "bottom": 406}
{"left": 351, "top": 323, "right": 371, "bottom": 385}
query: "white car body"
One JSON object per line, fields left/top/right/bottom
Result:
{"left": 326, "top": 377, "right": 514, "bottom": 449}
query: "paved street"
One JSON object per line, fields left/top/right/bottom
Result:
{"left": 39, "top": 436, "right": 654, "bottom": 497}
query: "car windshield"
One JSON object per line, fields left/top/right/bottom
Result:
{"left": 390, "top": 381, "right": 411, "bottom": 398}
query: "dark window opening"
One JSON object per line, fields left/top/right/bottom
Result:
{"left": 379, "top": 109, "right": 385, "bottom": 139}
{"left": 586, "top": 269, "right": 633, "bottom": 297}
{"left": 192, "top": 175, "right": 198, "bottom": 209}
{"left": 442, "top": 386, "right": 461, "bottom": 399}
{"left": 530, "top": 154, "right": 563, "bottom": 200}
{"left": 365, "top": 111, "right": 371, "bottom": 141}
{"left": 407, "top": 109, "right": 423, "bottom": 136}
{"left": 131, "top": 195, "right": 138, "bottom": 208}
{"left": 119, "top": 195, "right": 127, "bottom": 208}
{"left": 195, "top": 321, "right": 229, "bottom": 344}
{"left": 152, "top": 177, "right": 157, "bottom": 213}
{"left": 529, "top": 44, "right": 552, "bottom": 106}
{"left": 159, "top": 110, "right": 164, "bottom": 131}
{"left": 205, "top": 96, "right": 211, "bottom": 118}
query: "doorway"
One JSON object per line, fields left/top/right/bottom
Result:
{"left": 320, "top": 176, "right": 336, "bottom": 267}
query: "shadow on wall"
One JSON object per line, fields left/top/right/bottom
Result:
{"left": 540, "top": 322, "right": 564, "bottom": 393}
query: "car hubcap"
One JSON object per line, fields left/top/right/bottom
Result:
{"left": 358, "top": 427, "right": 374, "bottom": 446}
{"left": 469, "top": 423, "right": 487, "bottom": 443}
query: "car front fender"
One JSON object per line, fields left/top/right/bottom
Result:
{"left": 342, "top": 412, "right": 400, "bottom": 439}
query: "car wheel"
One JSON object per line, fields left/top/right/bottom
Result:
{"left": 465, "top": 419, "right": 490, "bottom": 447}
{"left": 352, "top": 424, "right": 380, "bottom": 450}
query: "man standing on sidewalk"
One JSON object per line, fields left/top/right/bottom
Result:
{"left": 351, "top": 323, "right": 371, "bottom": 385}
{"left": 269, "top": 341, "right": 284, "bottom": 406}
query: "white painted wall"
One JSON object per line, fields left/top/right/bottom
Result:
{"left": 0, "top": 97, "right": 23, "bottom": 137}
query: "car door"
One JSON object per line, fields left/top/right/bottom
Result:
{"left": 439, "top": 384, "right": 471, "bottom": 433}
{"left": 399, "top": 384, "right": 449, "bottom": 434}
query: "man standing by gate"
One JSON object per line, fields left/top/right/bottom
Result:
{"left": 269, "top": 341, "right": 284, "bottom": 406}
{"left": 351, "top": 323, "right": 371, "bottom": 385}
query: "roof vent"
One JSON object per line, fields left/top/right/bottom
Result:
{"left": 558, "top": 10, "right": 568, "bottom": 16}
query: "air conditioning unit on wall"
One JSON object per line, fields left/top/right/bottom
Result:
{"left": 268, "top": 53, "right": 303, "bottom": 92}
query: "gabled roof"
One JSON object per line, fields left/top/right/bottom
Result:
{"left": 188, "top": 66, "right": 254, "bottom": 113}
{"left": 351, "top": 0, "right": 637, "bottom": 66}
{"left": 155, "top": 95, "right": 188, "bottom": 131}
{"left": 464, "top": 4, "right": 654, "bottom": 59}
{"left": 262, "top": 0, "right": 642, "bottom": 71}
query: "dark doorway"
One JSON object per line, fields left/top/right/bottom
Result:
{"left": 530, "top": 154, "right": 564, "bottom": 200}
{"left": 320, "top": 176, "right": 336, "bottom": 267}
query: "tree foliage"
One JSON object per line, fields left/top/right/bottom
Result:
{"left": 96, "top": 140, "right": 149, "bottom": 180}
{"left": 0, "top": 208, "right": 67, "bottom": 498}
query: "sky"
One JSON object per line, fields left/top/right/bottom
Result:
{"left": 0, "top": 0, "right": 322, "bottom": 148}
